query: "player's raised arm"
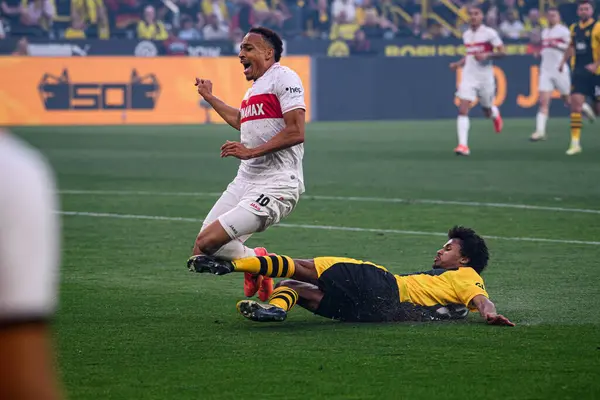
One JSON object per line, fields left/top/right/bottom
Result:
{"left": 470, "top": 294, "right": 514, "bottom": 326}
{"left": 195, "top": 78, "right": 241, "bottom": 131}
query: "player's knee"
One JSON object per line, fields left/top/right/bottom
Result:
{"left": 194, "top": 232, "right": 227, "bottom": 256}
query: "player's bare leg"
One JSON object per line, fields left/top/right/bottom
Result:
{"left": 567, "top": 93, "right": 584, "bottom": 155}
{"left": 531, "top": 91, "right": 552, "bottom": 141}
{"left": 192, "top": 221, "right": 233, "bottom": 256}
{"left": 455, "top": 99, "right": 471, "bottom": 156}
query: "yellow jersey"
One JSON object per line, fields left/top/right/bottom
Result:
{"left": 396, "top": 267, "right": 488, "bottom": 311}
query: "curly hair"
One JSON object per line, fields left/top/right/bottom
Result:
{"left": 448, "top": 226, "right": 489, "bottom": 274}
{"left": 249, "top": 27, "right": 284, "bottom": 62}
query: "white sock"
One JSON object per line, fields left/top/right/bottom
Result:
{"left": 213, "top": 240, "right": 256, "bottom": 260}
{"left": 490, "top": 106, "right": 499, "bottom": 119}
{"left": 536, "top": 112, "right": 547, "bottom": 135}
{"left": 457, "top": 115, "right": 470, "bottom": 146}
{"left": 582, "top": 102, "right": 595, "bottom": 119}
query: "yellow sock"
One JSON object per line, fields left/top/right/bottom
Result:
{"left": 570, "top": 112, "right": 582, "bottom": 143}
{"left": 268, "top": 286, "right": 299, "bottom": 311}
{"left": 232, "top": 255, "right": 295, "bottom": 278}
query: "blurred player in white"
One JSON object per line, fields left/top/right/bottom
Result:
{"left": 450, "top": 5, "right": 505, "bottom": 156}
{"left": 0, "top": 129, "right": 61, "bottom": 399}
{"left": 530, "top": 8, "right": 595, "bottom": 141}
{"left": 192, "top": 27, "right": 306, "bottom": 302}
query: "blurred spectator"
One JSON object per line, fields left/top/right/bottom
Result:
{"left": 1, "top": 0, "right": 22, "bottom": 27}
{"left": 177, "top": 0, "right": 200, "bottom": 19}
{"left": 409, "top": 12, "right": 424, "bottom": 38}
{"left": 202, "top": 12, "right": 228, "bottom": 39}
{"left": 350, "top": 29, "right": 374, "bottom": 54}
{"left": 64, "top": 10, "right": 86, "bottom": 38}
{"left": 331, "top": 0, "right": 356, "bottom": 23}
{"left": 303, "top": 0, "right": 330, "bottom": 37}
{"left": 499, "top": 8, "right": 523, "bottom": 38}
{"left": 105, "top": 0, "right": 141, "bottom": 35}
{"left": 12, "top": 36, "right": 29, "bottom": 54}
{"left": 201, "top": 0, "right": 227, "bottom": 24}
{"left": 20, "top": 0, "right": 55, "bottom": 35}
{"left": 71, "top": 0, "right": 109, "bottom": 38}
{"left": 178, "top": 13, "right": 201, "bottom": 39}
{"left": 361, "top": 8, "right": 384, "bottom": 38}
{"left": 522, "top": 8, "right": 546, "bottom": 38}
{"left": 422, "top": 21, "right": 448, "bottom": 39}
{"left": 0, "top": 18, "right": 4, "bottom": 38}
{"left": 137, "top": 4, "right": 168, "bottom": 40}
{"left": 485, "top": 11, "right": 498, "bottom": 30}
{"left": 329, "top": 11, "right": 359, "bottom": 40}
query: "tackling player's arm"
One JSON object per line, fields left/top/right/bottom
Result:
{"left": 221, "top": 108, "right": 305, "bottom": 159}
{"left": 470, "top": 295, "right": 514, "bottom": 326}
{"left": 194, "top": 78, "right": 241, "bottom": 131}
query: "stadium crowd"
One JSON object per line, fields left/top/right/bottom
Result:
{"left": 0, "top": 0, "right": 591, "bottom": 43}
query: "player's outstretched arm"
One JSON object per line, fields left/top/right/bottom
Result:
{"left": 195, "top": 78, "right": 241, "bottom": 130}
{"left": 470, "top": 294, "right": 515, "bottom": 327}
{"left": 221, "top": 108, "right": 305, "bottom": 159}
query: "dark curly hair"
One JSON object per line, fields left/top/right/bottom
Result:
{"left": 448, "top": 226, "right": 489, "bottom": 274}
{"left": 249, "top": 27, "right": 284, "bottom": 62}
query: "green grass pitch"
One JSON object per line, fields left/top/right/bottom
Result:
{"left": 14, "top": 118, "right": 600, "bottom": 399}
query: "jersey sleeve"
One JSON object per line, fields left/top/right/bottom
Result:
{"left": 0, "top": 140, "right": 60, "bottom": 327}
{"left": 450, "top": 271, "right": 489, "bottom": 310}
{"left": 591, "top": 22, "right": 600, "bottom": 56}
{"left": 275, "top": 68, "right": 306, "bottom": 115}
{"left": 490, "top": 29, "right": 503, "bottom": 48}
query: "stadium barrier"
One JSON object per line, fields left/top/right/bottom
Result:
{"left": 312, "top": 56, "right": 569, "bottom": 121}
{"left": 0, "top": 56, "right": 311, "bottom": 125}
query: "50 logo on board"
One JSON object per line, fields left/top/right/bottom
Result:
{"left": 38, "top": 69, "right": 160, "bottom": 110}
{"left": 454, "top": 66, "right": 562, "bottom": 108}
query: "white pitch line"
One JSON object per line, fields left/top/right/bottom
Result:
{"left": 57, "top": 189, "right": 600, "bottom": 215}
{"left": 58, "top": 211, "right": 600, "bottom": 246}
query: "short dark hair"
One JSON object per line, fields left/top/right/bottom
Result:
{"left": 249, "top": 27, "right": 283, "bottom": 62}
{"left": 578, "top": 0, "right": 593, "bottom": 7}
{"left": 448, "top": 226, "right": 489, "bottom": 274}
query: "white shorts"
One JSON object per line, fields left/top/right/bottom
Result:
{"left": 201, "top": 177, "right": 301, "bottom": 241}
{"left": 456, "top": 77, "right": 495, "bottom": 108}
{"left": 0, "top": 133, "right": 60, "bottom": 321}
{"left": 539, "top": 68, "right": 570, "bottom": 95}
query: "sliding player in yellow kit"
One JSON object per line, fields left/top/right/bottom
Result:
{"left": 188, "top": 226, "right": 514, "bottom": 326}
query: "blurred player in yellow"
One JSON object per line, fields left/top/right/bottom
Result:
{"left": 559, "top": 0, "right": 600, "bottom": 155}
{"left": 189, "top": 226, "right": 514, "bottom": 327}
{"left": 0, "top": 128, "right": 62, "bottom": 399}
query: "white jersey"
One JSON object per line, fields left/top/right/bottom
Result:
{"left": 238, "top": 63, "right": 306, "bottom": 193}
{"left": 540, "top": 24, "right": 571, "bottom": 72}
{"left": 0, "top": 133, "right": 59, "bottom": 324}
{"left": 462, "top": 25, "right": 503, "bottom": 79}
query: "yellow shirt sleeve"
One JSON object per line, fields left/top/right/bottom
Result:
{"left": 592, "top": 22, "right": 600, "bottom": 71}
{"left": 449, "top": 269, "right": 489, "bottom": 310}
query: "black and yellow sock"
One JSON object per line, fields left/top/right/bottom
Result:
{"left": 570, "top": 112, "right": 582, "bottom": 143}
{"left": 232, "top": 256, "right": 295, "bottom": 278}
{"left": 268, "top": 286, "right": 299, "bottom": 311}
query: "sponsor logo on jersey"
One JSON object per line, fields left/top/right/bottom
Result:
{"left": 249, "top": 202, "right": 261, "bottom": 211}
{"left": 465, "top": 42, "right": 494, "bottom": 54}
{"left": 286, "top": 87, "right": 302, "bottom": 93}
{"left": 239, "top": 93, "right": 283, "bottom": 123}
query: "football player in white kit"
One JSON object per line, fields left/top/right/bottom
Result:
{"left": 191, "top": 27, "right": 306, "bottom": 302}
{"left": 530, "top": 8, "right": 595, "bottom": 141}
{"left": 450, "top": 5, "right": 505, "bottom": 156}
{"left": 0, "top": 129, "right": 62, "bottom": 399}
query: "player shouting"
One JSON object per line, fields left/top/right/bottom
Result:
{"left": 192, "top": 27, "right": 306, "bottom": 302}
{"left": 451, "top": 5, "right": 505, "bottom": 156}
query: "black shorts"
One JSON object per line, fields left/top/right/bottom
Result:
{"left": 571, "top": 70, "right": 600, "bottom": 100}
{"left": 314, "top": 260, "right": 448, "bottom": 323}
